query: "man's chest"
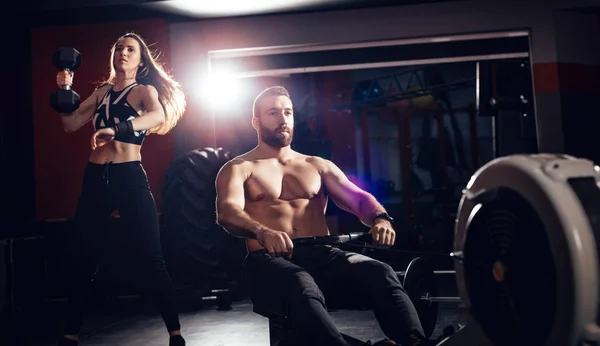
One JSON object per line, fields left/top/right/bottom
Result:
{"left": 245, "top": 164, "right": 322, "bottom": 201}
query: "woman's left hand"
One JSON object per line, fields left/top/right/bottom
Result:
{"left": 91, "top": 127, "right": 116, "bottom": 150}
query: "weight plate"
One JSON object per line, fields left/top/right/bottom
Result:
{"left": 403, "top": 257, "right": 438, "bottom": 339}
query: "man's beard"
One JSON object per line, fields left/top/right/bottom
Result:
{"left": 260, "top": 124, "right": 294, "bottom": 148}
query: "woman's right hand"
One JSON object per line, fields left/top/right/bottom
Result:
{"left": 56, "top": 70, "right": 74, "bottom": 89}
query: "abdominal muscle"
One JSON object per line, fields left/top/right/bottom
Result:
{"left": 89, "top": 140, "right": 142, "bottom": 164}
{"left": 244, "top": 197, "right": 330, "bottom": 252}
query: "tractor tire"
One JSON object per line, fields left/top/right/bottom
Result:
{"left": 160, "top": 147, "right": 246, "bottom": 289}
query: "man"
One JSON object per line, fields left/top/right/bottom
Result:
{"left": 215, "top": 86, "right": 430, "bottom": 346}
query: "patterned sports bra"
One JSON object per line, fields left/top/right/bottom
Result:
{"left": 93, "top": 82, "right": 146, "bottom": 145}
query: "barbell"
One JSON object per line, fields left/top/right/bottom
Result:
{"left": 399, "top": 256, "right": 461, "bottom": 338}
{"left": 396, "top": 264, "right": 459, "bottom": 303}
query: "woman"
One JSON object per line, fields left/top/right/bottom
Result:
{"left": 55, "top": 32, "right": 186, "bottom": 346}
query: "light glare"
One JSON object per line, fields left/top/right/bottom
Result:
{"left": 202, "top": 72, "right": 241, "bottom": 110}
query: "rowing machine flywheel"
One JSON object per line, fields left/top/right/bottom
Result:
{"left": 453, "top": 154, "right": 600, "bottom": 346}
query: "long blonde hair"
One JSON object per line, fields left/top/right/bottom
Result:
{"left": 103, "top": 32, "right": 186, "bottom": 135}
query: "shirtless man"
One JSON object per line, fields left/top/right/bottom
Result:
{"left": 215, "top": 86, "right": 430, "bottom": 346}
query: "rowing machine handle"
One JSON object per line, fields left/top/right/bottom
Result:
{"left": 346, "top": 232, "right": 372, "bottom": 243}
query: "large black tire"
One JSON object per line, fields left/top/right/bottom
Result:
{"left": 160, "top": 147, "right": 246, "bottom": 290}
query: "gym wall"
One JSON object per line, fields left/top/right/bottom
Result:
{"left": 167, "top": 1, "right": 552, "bottom": 156}
{"left": 30, "top": 18, "right": 175, "bottom": 220}
{"left": 535, "top": 9, "right": 600, "bottom": 164}
{"left": 319, "top": 71, "right": 357, "bottom": 175}
{"left": 13, "top": 0, "right": 600, "bottom": 224}
{"left": 167, "top": 0, "right": 599, "bottom": 164}
{"left": 1, "top": 17, "right": 35, "bottom": 228}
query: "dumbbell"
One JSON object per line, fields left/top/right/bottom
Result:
{"left": 50, "top": 47, "right": 82, "bottom": 113}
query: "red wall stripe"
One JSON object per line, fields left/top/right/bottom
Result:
{"left": 533, "top": 62, "right": 600, "bottom": 93}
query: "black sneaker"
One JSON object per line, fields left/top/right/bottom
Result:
{"left": 169, "top": 335, "right": 186, "bottom": 346}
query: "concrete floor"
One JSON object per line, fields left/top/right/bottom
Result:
{"left": 1, "top": 277, "right": 467, "bottom": 346}
{"left": 2, "top": 238, "right": 467, "bottom": 346}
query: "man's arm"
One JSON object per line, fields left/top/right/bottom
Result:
{"left": 320, "top": 158, "right": 387, "bottom": 227}
{"left": 215, "top": 160, "right": 270, "bottom": 239}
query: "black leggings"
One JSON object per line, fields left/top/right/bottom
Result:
{"left": 244, "top": 246, "right": 425, "bottom": 346}
{"left": 63, "top": 161, "right": 180, "bottom": 335}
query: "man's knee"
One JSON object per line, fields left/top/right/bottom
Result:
{"left": 250, "top": 268, "right": 326, "bottom": 316}
{"left": 249, "top": 265, "right": 324, "bottom": 298}
{"left": 354, "top": 258, "right": 401, "bottom": 288}
{"left": 293, "top": 271, "right": 325, "bottom": 301}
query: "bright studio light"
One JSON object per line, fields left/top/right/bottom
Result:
{"left": 202, "top": 72, "right": 241, "bottom": 110}
{"left": 152, "top": 0, "right": 335, "bottom": 17}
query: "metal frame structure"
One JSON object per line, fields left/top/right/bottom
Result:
{"left": 327, "top": 63, "right": 480, "bottom": 241}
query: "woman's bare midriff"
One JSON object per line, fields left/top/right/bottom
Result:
{"left": 244, "top": 196, "right": 331, "bottom": 252}
{"left": 88, "top": 140, "right": 142, "bottom": 164}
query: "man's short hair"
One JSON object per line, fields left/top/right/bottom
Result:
{"left": 252, "top": 86, "right": 291, "bottom": 118}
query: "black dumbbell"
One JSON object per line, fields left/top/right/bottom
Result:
{"left": 50, "top": 47, "right": 82, "bottom": 113}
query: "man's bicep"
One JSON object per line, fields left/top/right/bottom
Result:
{"left": 215, "top": 162, "right": 246, "bottom": 211}
{"left": 322, "top": 160, "right": 364, "bottom": 212}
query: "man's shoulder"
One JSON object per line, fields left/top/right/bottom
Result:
{"left": 231, "top": 151, "right": 257, "bottom": 163}
{"left": 217, "top": 157, "right": 249, "bottom": 182}
{"left": 302, "top": 155, "right": 338, "bottom": 173}
{"left": 303, "top": 154, "right": 331, "bottom": 166}
{"left": 223, "top": 155, "right": 248, "bottom": 168}
{"left": 220, "top": 153, "right": 254, "bottom": 171}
